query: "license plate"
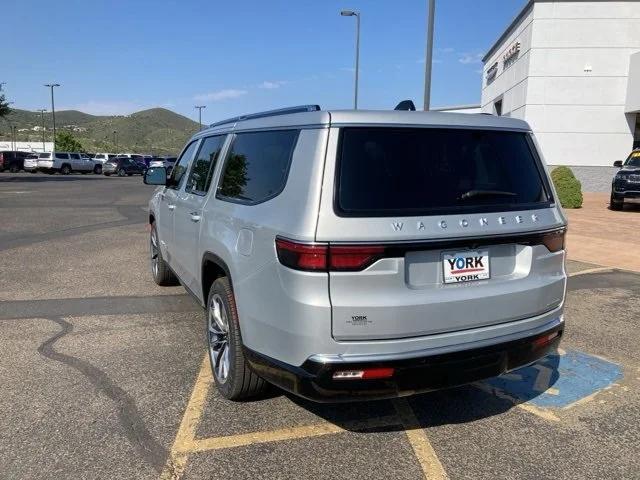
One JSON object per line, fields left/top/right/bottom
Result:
{"left": 628, "top": 174, "right": 640, "bottom": 183}
{"left": 443, "top": 250, "right": 490, "bottom": 284}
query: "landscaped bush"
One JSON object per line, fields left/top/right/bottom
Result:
{"left": 551, "top": 166, "right": 583, "bottom": 209}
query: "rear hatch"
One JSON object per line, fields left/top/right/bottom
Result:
{"left": 317, "top": 125, "right": 566, "bottom": 341}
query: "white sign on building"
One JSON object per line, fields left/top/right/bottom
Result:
{"left": 481, "top": 0, "right": 640, "bottom": 167}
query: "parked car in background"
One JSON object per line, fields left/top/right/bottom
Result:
{"left": 23, "top": 154, "right": 39, "bottom": 173}
{"left": 0, "top": 150, "right": 31, "bottom": 172}
{"left": 103, "top": 156, "right": 146, "bottom": 176}
{"left": 611, "top": 149, "right": 640, "bottom": 210}
{"left": 148, "top": 155, "right": 177, "bottom": 174}
{"left": 92, "top": 153, "right": 116, "bottom": 164}
{"left": 37, "top": 151, "right": 97, "bottom": 174}
{"left": 144, "top": 105, "right": 567, "bottom": 402}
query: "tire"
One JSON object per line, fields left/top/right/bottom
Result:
{"left": 610, "top": 193, "right": 623, "bottom": 211}
{"left": 127, "top": 173, "right": 133, "bottom": 176}
{"left": 9, "top": 164, "right": 19, "bottom": 173}
{"left": 118, "top": 168, "right": 126, "bottom": 177}
{"left": 60, "top": 164, "right": 71, "bottom": 175}
{"left": 104, "top": 172, "right": 111, "bottom": 176}
{"left": 30, "top": 170, "right": 37, "bottom": 174}
{"left": 207, "top": 277, "right": 267, "bottom": 401}
{"left": 149, "top": 223, "right": 179, "bottom": 286}
{"left": 94, "top": 165, "right": 102, "bottom": 174}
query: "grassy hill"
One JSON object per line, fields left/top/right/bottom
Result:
{"left": 0, "top": 107, "right": 199, "bottom": 155}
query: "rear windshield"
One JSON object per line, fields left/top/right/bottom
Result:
{"left": 336, "top": 127, "right": 552, "bottom": 217}
{"left": 39, "top": 153, "right": 51, "bottom": 159}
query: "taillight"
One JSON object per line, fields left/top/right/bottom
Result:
{"left": 275, "top": 238, "right": 328, "bottom": 271}
{"left": 329, "top": 245, "right": 385, "bottom": 271}
{"left": 275, "top": 238, "right": 386, "bottom": 272}
{"left": 541, "top": 229, "right": 566, "bottom": 253}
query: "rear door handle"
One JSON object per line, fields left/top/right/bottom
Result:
{"left": 189, "top": 211, "right": 201, "bottom": 222}
{"left": 167, "top": 204, "right": 176, "bottom": 211}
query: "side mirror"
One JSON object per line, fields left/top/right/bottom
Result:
{"left": 613, "top": 160, "right": 623, "bottom": 168}
{"left": 144, "top": 166, "right": 167, "bottom": 185}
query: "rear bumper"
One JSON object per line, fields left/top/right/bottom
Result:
{"left": 244, "top": 320, "right": 563, "bottom": 402}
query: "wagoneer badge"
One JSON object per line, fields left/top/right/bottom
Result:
{"left": 391, "top": 214, "right": 539, "bottom": 231}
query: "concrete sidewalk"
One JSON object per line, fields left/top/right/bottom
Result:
{"left": 564, "top": 193, "right": 640, "bottom": 272}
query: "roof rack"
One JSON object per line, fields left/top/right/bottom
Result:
{"left": 209, "top": 105, "right": 321, "bottom": 128}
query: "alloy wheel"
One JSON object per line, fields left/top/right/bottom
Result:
{"left": 208, "top": 294, "right": 230, "bottom": 383}
{"left": 150, "top": 229, "right": 159, "bottom": 278}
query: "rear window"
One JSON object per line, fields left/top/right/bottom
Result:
{"left": 55, "top": 153, "right": 69, "bottom": 159}
{"left": 336, "top": 127, "right": 551, "bottom": 217}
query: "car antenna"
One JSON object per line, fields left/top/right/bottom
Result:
{"left": 394, "top": 100, "right": 416, "bottom": 111}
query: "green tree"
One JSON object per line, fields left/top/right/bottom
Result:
{"left": 56, "top": 131, "right": 85, "bottom": 152}
{"left": 0, "top": 83, "right": 11, "bottom": 118}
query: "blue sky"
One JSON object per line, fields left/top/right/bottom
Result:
{"left": 3, "top": 0, "right": 526, "bottom": 123}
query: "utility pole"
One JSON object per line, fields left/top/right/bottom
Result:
{"left": 12, "top": 126, "right": 17, "bottom": 151}
{"left": 423, "top": 0, "right": 436, "bottom": 111}
{"left": 113, "top": 130, "right": 118, "bottom": 153}
{"left": 44, "top": 83, "right": 60, "bottom": 149}
{"left": 37, "top": 109, "right": 47, "bottom": 151}
{"left": 195, "top": 105, "right": 206, "bottom": 130}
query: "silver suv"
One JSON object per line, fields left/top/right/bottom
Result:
{"left": 145, "top": 105, "right": 567, "bottom": 402}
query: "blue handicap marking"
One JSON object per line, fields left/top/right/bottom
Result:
{"left": 482, "top": 350, "right": 623, "bottom": 408}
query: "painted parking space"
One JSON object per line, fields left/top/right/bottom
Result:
{"left": 481, "top": 349, "right": 623, "bottom": 409}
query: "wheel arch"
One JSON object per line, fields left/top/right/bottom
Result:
{"left": 201, "top": 252, "right": 233, "bottom": 303}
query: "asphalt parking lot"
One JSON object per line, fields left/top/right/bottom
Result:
{"left": 1, "top": 172, "right": 639, "bottom": 480}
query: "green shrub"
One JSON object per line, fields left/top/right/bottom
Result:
{"left": 551, "top": 166, "right": 583, "bottom": 208}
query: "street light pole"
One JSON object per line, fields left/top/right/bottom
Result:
{"left": 340, "top": 10, "right": 361, "bottom": 109}
{"left": 37, "top": 109, "right": 47, "bottom": 151}
{"left": 11, "top": 126, "right": 16, "bottom": 151}
{"left": 44, "top": 83, "right": 60, "bottom": 149}
{"left": 423, "top": 0, "right": 436, "bottom": 111}
{"left": 113, "top": 130, "right": 118, "bottom": 153}
{"left": 194, "top": 105, "right": 206, "bottom": 131}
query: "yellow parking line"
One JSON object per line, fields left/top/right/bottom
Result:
{"left": 191, "top": 415, "right": 400, "bottom": 453}
{"left": 159, "top": 355, "right": 211, "bottom": 480}
{"left": 393, "top": 398, "right": 449, "bottom": 480}
{"left": 568, "top": 267, "right": 612, "bottom": 277}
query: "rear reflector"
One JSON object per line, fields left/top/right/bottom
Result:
{"left": 532, "top": 331, "right": 560, "bottom": 349}
{"left": 333, "top": 367, "right": 395, "bottom": 380}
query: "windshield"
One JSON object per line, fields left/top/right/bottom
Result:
{"left": 624, "top": 151, "right": 640, "bottom": 167}
{"left": 336, "top": 127, "right": 551, "bottom": 216}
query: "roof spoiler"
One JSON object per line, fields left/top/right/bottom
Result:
{"left": 209, "top": 105, "right": 321, "bottom": 128}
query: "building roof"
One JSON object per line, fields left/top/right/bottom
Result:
{"left": 482, "top": 0, "right": 535, "bottom": 63}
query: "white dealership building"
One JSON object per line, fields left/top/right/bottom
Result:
{"left": 481, "top": 0, "right": 640, "bottom": 168}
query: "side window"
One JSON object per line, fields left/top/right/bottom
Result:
{"left": 56, "top": 153, "right": 69, "bottom": 160}
{"left": 168, "top": 141, "right": 198, "bottom": 190}
{"left": 217, "top": 130, "right": 299, "bottom": 204}
{"left": 185, "top": 135, "right": 226, "bottom": 195}
{"left": 70, "top": 153, "right": 80, "bottom": 159}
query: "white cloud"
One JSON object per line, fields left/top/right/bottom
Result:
{"left": 194, "top": 89, "right": 248, "bottom": 102}
{"left": 458, "top": 53, "right": 484, "bottom": 65}
{"left": 258, "top": 80, "right": 288, "bottom": 89}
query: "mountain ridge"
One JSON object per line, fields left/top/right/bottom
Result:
{"left": 0, "top": 107, "right": 199, "bottom": 154}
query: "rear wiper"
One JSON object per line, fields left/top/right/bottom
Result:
{"left": 458, "top": 189, "right": 517, "bottom": 200}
